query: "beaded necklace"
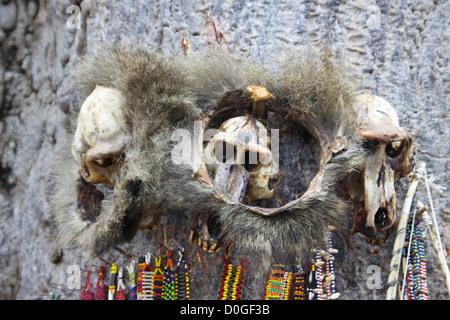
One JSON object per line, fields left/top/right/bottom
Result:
{"left": 95, "top": 265, "right": 107, "bottom": 300}
{"left": 141, "top": 252, "right": 154, "bottom": 300}
{"left": 108, "top": 264, "right": 118, "bottom": 300}
{"left": 137, "top": 257, "right": 145, "bottom": 300}
{"left": 80, "top": 269, "right": 94, "bottom": 300}
{"left": 152, "top": 256, "right": 164, "bottom": 300}
{"left": 292, "top": 263, "right": 307, "bottom": 300}
{"left": 314, "top": 249, "right": 324, "bottom": 300}
{"left": 126, "top": 260, "right": 137, "bottom": 300}
{"left": 116, "top": 268, "right": 127, "bottom": 300}
{"left": 164, "top": 250, "right": 177, "bottom": 300}
{"left": 403, "top": 212, "right": 429, "bottom": 300}
{"left": 263, "top": 264, "right": 293, "bottom": 300}
{"left": 324, "top": 233, "right": 339, "bottom": 300}
{"left": 175, "top": 247, "right": 190, "bottom": 300}
{"left": 217, "top": 255, "right": 248, "bottom": 300}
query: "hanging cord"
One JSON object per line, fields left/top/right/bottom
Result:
{"left": 80, "top": 270, "right": 94, "bottom": 300}
{"left": 116, "top": 268, "right": 127, "bottom": 300}
{"left": 386, "top": 162, "right": 424, "bottom": 300}
{"left": 126, "top": 260, "right": 137, "bottom": 300}
{"left": 108, "top": 264, "right": 118, "bottom": 300}
{"left": 95, "top": 265, "right": 107, "bottom": 300}
{"left": 141, "top": 252, "right": 154, "bottom": 300}
{"left": 176, "top": 247, "right": 190, "bottom": 300}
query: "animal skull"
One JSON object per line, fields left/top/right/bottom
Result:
{"left": 204, "top": 115, "right": 281, "bottom": 204}
{"left": 348, "top": 92, "right": 413, "bottom": 244}
{"left": 72, "top": 85, "right": 131, "bottom": 187}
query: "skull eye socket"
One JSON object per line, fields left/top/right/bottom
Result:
{"left": 362, "top": 139, "right": 380, "bottom": 151}
{"left": 94, "top": 157, "right": 114, "bottom": 168}
{"left": 214, "top": 142, "right": 236, "bottom": 164}
{"left": 244, "top": 150, "right": 263, "bottom": 172}
{"left": 385, "top": 140, "right": 405, "bottom": 158}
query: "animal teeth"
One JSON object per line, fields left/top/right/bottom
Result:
{"left": 189, "top": 230, "right": 196, "bottom": 245}
{"left": 391, "top": 141, "right": 402, "bottom": 149}
{"left": 224, "top": 243, "right": 233, "bottom": 257}
{"left": 203, "top": 240, "right": 209, "bottom": 251}
{"left": 208, "top": 243, "right": 217, "bottom": 253}
{"left": 94, "top": 159, "right": 105, "bottom": 166}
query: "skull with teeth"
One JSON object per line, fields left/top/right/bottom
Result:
{"left": 204, "top": 115, "right": 281, "bottom": 205}
{"left": 72, "top": 85, "right": 131, "bottom": 187}
{"left": 348, "top": 92, "right": 414, "bottom": 244}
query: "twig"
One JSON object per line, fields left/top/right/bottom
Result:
{"left": 113, "top": 246, "right": 133, "bottom": 260}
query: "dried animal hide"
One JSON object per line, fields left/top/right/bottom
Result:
{"left": 50, "top": 44, "right": 200, "bottom": 257}
{"left": 51, "top": 44, "right": 404, "bottom": 276}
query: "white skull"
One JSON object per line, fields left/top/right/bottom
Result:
{"left": 348, "top": 92, "right": 413, "bottom": 244}
{"left": 204, "top": 115, "right": 280, "bottom": 204}
{"left": 72, "top": 85, "right": 131, "bottom": 187}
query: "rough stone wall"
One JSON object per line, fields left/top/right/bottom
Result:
{"left": 0, "top": 0, "right": 448, "bottom": 300}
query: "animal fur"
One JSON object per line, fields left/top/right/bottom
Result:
{"left": 50, "top": 43, "right": 369, "bottom": 275}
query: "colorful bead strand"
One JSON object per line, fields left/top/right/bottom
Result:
{"left": 126, "top": 260, "right": 137, "bottom": 300}
{"left": 137, "top": 257, "right": 145, "bottom": 300}
{"left": 141, "top": 252, "right": 154, "bottom": 300}
{"left": 314, "top": 248, "right": 324, "bottom": 300}
{"left": 176, "top": 247, "right": 190, "bottom": 300}
{"left": 264, "top": 265, "right": 292, "bottom": 300}
{"left": 164, "top": 250, "right": 177, "bottom": 300}
{"left": 108, "top": 264, "right": 118, "bottom": 300}
{"left": 152, "top": 256, "right": 164, "bottom": 300}
{"left": 116, "top": 268, "right": 127, "bottom": 300}
{"left": 95, "top": 265, "right": 107, "bottom": 300}
{"left": 80, "top": 270, "right": 94, "bottom": 300}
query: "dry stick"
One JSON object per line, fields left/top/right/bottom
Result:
{"left": 420, "top": 206, "right": 450, "bottom": 297}
{"left": 385, "top": 162, "right": 424, "bottom": 300}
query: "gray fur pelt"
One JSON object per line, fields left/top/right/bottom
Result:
{"left": 50, "top": 43, "right": 367, "bottom": 274}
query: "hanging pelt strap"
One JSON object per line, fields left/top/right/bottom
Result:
{"left": 108, "top": 264, "right": 118, "bottom": 300}
{"left": 80, "top": 270, "right": 94, "bottom": 300}
{"left": 95, "top": 265, "right": 107, "bottom": 300}
{"left": 175, "top": 247, "right": 190, "bottom": 300}
{"left": 116, "top": 268, "right": 127, "bottom": 300}
{"left": 141, "top": 252, "right": 154, "bottom": 300}
{"left": 164, "top": 250, "right": 177, "bottom": 300}
{"left": 126, "top": 260, "right": 137, "bottom": 300}
{"left": 152, "top": 256, "right": 164, "bottom": 300}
